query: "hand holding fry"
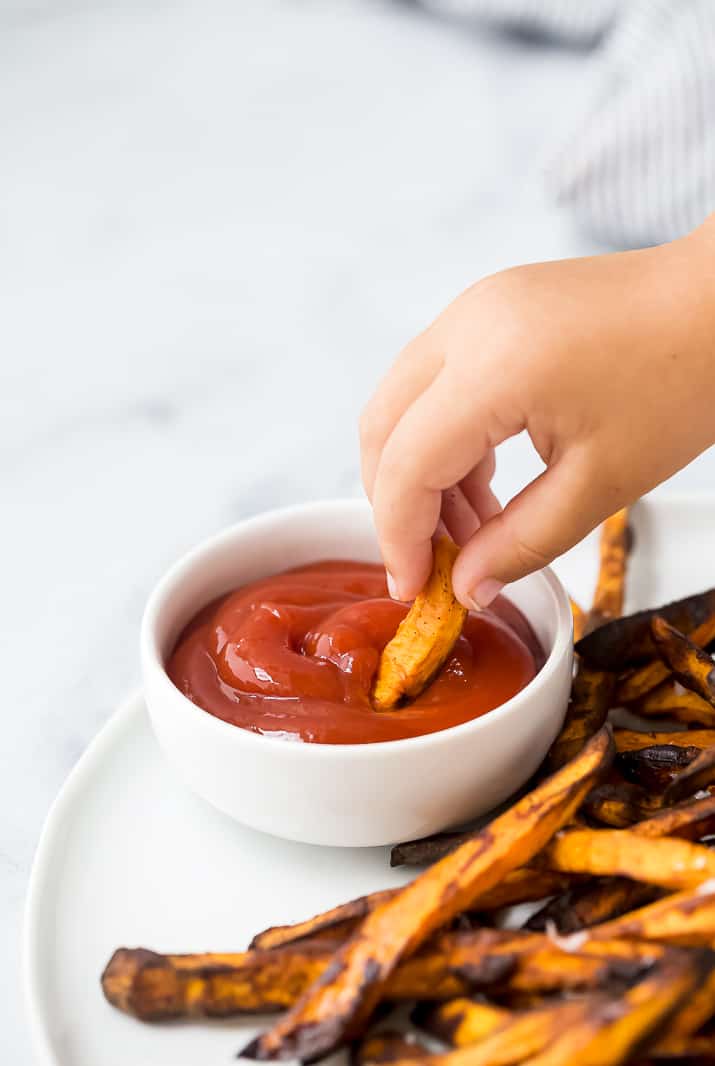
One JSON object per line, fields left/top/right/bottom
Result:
{"left": 360, "top": 226, "right": 715, "bottom": 607}
{"left": 372, "top": 536, "right": 466, "bottom": 710}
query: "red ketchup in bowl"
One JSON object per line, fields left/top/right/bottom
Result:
{"left": 167, "top": 560, "right": 543, "bottom": 744}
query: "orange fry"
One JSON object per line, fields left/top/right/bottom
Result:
{"left": 615, "top": 610, "right": 715, "bottom": 705}
{"left": 634, "top": 679, "right": 715, "bottom": 725}
{"left": 593, "top": 884, "right": 715, "bottom": 946}
{"left": 372, "top": 537, "right": 466, "bottom": 710}
{"left": 541, "top": 664, "right": 614, "bottom": 775}
{"left": 251, "top": 890, "right": 395, "bottom": 951}
{"left": 614, "top": 728, "right": 715, "bottom": 752}
{"left": 252, "top": 869, "right": 572, "bottom": 950}
{"left": 539, "top": 827, "right": 715, "bottom": 891}
{"left": 586, "top": 508, "right": 631, "bottom": 633}
{"left": 509, "top": 952, "right": 704, "bottom": 1066}
{"left": 413, "top": 999, "right": 594, "bottom": 1066}
{"left": 651, "top": 616, "right": 715, "bottom": 707}
{"left": 570, "top": 598, "right": 587, "bottom": 643}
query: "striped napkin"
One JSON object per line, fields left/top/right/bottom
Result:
{"left": 420, "top": 0, "right": 715, "bottom": 247}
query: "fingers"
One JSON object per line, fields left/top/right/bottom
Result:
{"left": 440, "top": 453, "right": 501, "bottom": 546}
{"left": 451, "top": 452, "right": 604, "bottom": 609}
{"left": 359, "top": 332, "right": 443, "bottom": 501}
{"left": 460, "top": 451, "right": 502, "bottom": 525}
{"left": 372, "top": 370, "right": 493, "bottom": 599}
{"left": 440, "top": 486, "right": 480, "bottom": 546}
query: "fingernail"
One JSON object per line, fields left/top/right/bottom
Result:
{"left": 386, "top": 571, "right": 400, "bottom": 600}
{"left": 468, "top": 578, "right": 504, "bottom": 610}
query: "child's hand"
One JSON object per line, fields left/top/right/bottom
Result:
{"left": 360, "top": 222, "right": 715, "bottom": 609}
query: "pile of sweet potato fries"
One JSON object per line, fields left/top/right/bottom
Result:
{"left": 104, "top": 507, "right": 715, "bottom": 1065}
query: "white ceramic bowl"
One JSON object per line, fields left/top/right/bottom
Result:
{"left": 141, "top": 499, "right": 573, "bottom": 847}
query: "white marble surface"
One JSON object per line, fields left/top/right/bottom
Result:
{"left": 3, "top": 2, "right": 714, "bottom": 1062}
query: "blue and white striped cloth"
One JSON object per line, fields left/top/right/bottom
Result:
{"left": 420, "top": 0, "right": 715, "bottom": 247}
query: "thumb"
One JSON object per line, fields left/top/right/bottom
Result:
{"left": 451, "top": 455, "right": 610, "bottom": 609}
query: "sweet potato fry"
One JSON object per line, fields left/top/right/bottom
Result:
{"left": 575, "top": 588, "right": 715, "bottom": 671}
{"left": 543, "top": 517, "right": 627, "bottom": 771}
{"left": 592, "top": 884, "right": 715, "bottom": 946}
{"left": 405, "top": 930, "right": 644, "bottom": 997}
{"left": 515, "top": 951, "right": 705, "bottom": 1066}
{"left": 387, "top": 831, "right": 539, "bottom": 874}
{"left": 632, "top": 792, "right": 715, "bottom": 840}
{"left": 651, "top": 617, "right": 715, "bottom": 708}
{"left": 523, "top": 937, "right": 665, "bottom": 971}
{"left": 651, "top": 617, "right": 715, "bottom": 705}
{"left": 583, "top": 781, "right": 661, "bottom": 828}
{"left": 418, "top": 999, "right": 596, "bottom": 1066}
{"left": 614, "top": 729, "right": 715, "bottom": 753}
{"left": 241, "top": 728, "right": 614, "bottom": 1061}
{"left": 352, "top": 1031, "right": 430, "bottom": 1066}
{"left": 396, "top": 930, "right": 650, "bottom": 999}
{"left": 654, "top": 960, "right": 715, "bottom": 1049}
{"left": 616, "top": 744, "right": 700, "bottom": 791}
{"left": 663, "top": 745, "right": 715, "bottom": 805}
{"left": 501, "top": 944, "right": 645, "bottom": 994}
{"left": 570, "top": 598, "right": 587, "bottom": 643}
{"left": 540, "top": 664, "right": 614, "bottom": 775}
{"left": 251, "top": 890, "right": 397, "bottom": 951}
{"left": 525, "top": 879, "right": 659, "bottom": 935}
{"left": 101, "top": 942, "right": 334, "bottom": 1021}
{"left": 467, "top": 869, "right": 574, "bottom": 911}
{"left": 390, "top": 832, "right": 473, "bottom": 868}
{"left": 615, "top": 611, "right": 715, "bottom": 705}
{"left": 391, "top": 842, "right": 589, "bottom": 877}
{"left": 529, "top": 797, "right": 715, "bottom": 933}
{"left": 104, "top": 929, "right": 653, "bottom": 1023}
{"left": 412, "top": 999, "right": 509, "bottom": 1047}
{"left": 585, "top": 509, "right": 631, "bottom": 634}
{"left": 100, "top": 938, "right": 484, "bottom": 1022}
{"left": 255, "top": 871, "right": 573, "bottom": 956}
{"left": 372, "top": 537, "right": 467, "bottom": 710}
{"left": 538, "top": 828, "right": 715, "bottom": 891}
{"left": 385, "top": 931, "right": 516, "bottom": 1001}
{"left": 634, "top": 680, "right": 715, "bottom": 725}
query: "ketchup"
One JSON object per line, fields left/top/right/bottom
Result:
{"left": 167, "top": 560, "right": 543, "bottom": 745}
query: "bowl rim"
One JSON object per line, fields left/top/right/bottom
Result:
{"left": 141, "top": 497, "right": 573, "bottom": 759}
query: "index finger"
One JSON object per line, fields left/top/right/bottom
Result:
{"left": 359, "top": 333, "right": 443, "bottom": 501}
{"left": 371, "top": 370, "right": 494, "bottom": 599}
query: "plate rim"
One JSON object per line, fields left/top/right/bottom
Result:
{"left": 23, "top": 690, "right": 145, "bottom": 1066}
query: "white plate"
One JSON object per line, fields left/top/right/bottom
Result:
{"left": 24, "top": 493, "right": 715, "bottom": 1066}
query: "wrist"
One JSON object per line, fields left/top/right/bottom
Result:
{"left": 671, "top": 218, "right": 715, "bottom": 327}
{"left": 657, "top": 223, "right": 715, "bottom": 444}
